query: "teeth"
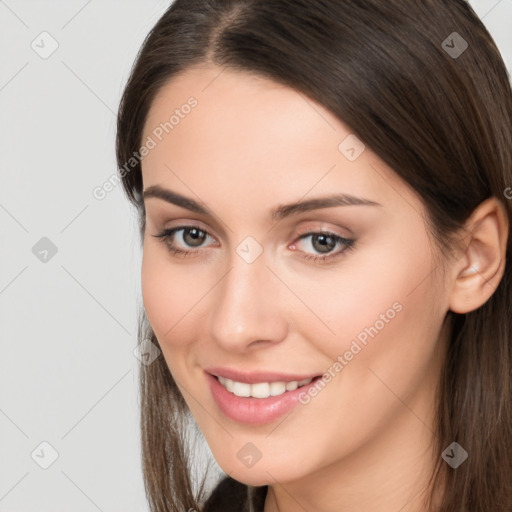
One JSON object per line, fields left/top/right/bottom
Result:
{"left": 217, "top": 376, "right": 313, "bottom": 398}
{"left": 285, "top": 381, "right": 298, "bottom": 391}
{"left": 270, "top": 382, "right": 286, "bottom": 396}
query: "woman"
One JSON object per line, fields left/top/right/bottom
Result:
{"left": 116, "top": 1, "right": 512, "bottom": 510}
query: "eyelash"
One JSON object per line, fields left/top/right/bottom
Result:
{"left": 152, "top": 226, "right": 355, "bottom": 264}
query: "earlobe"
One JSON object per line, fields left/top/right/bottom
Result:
{"left": 448, "top": 197, "right": 509, "bottom": 314}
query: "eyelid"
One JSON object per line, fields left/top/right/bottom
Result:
{"left": 156, "top": 220, "right": 352, "bottom": 243}
{"left": 166, "top": 225, "right": 219, "bottom": 249}
{"left": 159, "top": 219, "right": 219, "bottom": 239}
{"left": 145, "top": 206, "right": 228, "bottom": 241}
{"left": 291, "top": 222, "right": 352, "bottom": 241}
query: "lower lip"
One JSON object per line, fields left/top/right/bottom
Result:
{"left": 205, "top": 371, "right": 321, "bottom": 425}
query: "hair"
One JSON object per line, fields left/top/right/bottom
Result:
{"left": 115, "top": 1, "right": 512, "bottom": 511}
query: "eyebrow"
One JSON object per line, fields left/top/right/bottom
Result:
{"left": 143, "top": 185, "right": 382, "bottom": 222}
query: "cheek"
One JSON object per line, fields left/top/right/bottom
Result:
{"left": 141, "top": 248, "right": 167, "bottom": 335}
{"left": 322, "top": 250, "right": 414, "bottom": 308}
{"left": 141, "top": 250, "right": 197, "bottom": 387}
{"left": 141, "top": 246, "right": 213, "bottom": 348}
{"left": 291, "top": 230, "right": 438, "bottom": 366}
{"left": 140, "top": 247, "right": 184, "bottom": 346}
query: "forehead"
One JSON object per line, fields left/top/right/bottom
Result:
{"left": 140, "top": 65, "right": 420, "bottom": 218}
{"left": 143, "top": 64, "right": 343, "bottom": 157}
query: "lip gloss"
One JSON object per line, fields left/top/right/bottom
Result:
{"left": 205, "top": 371, "right": 321, "bottom": 425}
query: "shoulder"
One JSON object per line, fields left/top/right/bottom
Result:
{"left": 202, "top": 475, "right": 267, "bottom": 512}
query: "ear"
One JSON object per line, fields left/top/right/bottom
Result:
{"left": 449, "top": 196, "right": 509, "bottom": 314}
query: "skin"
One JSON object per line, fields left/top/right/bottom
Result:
{"left": 139, "top": 64, "right": 509, "bottom": 512}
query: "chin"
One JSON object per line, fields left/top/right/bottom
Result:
{"left": 216, "top": 455, "right": 306, "bottom": 488}
{"left": 225, "top": 468, "right": 275, "bottom": 487}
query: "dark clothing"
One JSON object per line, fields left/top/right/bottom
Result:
{"left": 202, "top": 476, "right": 268, "bottom": 512}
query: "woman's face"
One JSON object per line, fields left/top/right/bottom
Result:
{"left": 140, "top": 64, "right": 451, "bottom": 486}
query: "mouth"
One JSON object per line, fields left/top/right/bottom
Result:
{"left": 205, "top": 371, "right": 323, "bottom": 425}
{"left": 213, "top": 374, "right": 321, "bottom": 399}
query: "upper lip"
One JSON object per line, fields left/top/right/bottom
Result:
{"left": 204, "top": 366, "right": 321, "bottom": 384}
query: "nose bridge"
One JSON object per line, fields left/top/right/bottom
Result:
{"left": 208, "top": 242, "right": 287, "bottom": 350}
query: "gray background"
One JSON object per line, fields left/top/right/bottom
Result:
{"left": 0, "top": 1, "right": 511, "bottom": 510}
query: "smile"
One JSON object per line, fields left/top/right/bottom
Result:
{"left": 206, "top": 371, "right": 323, "bottom": 425}
{"left": 217, "top": 376, "right": 314, "bottom": 398}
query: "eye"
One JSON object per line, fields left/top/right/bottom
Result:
{"left": 152, "top": 226, "right": 216, "bottom": 257}
{"left": 152, "top": 225, "right": 355, "bottom": 263}
{"left": 291, "top": 231, "right": 355, "bottom": 263}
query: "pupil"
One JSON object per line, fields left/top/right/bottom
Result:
{"left": 313, "top": 234, "right": 335, "bottom": 253}
{"left": 185, "top": 228, "right": 205, "bottom": 246}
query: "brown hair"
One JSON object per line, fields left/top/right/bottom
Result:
{"left": 116, "top": 1, "right": 512, "bottom": 510}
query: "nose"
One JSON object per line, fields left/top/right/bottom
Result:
{"left": 208, "top": 246, "right": 288, "bottom": 352}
